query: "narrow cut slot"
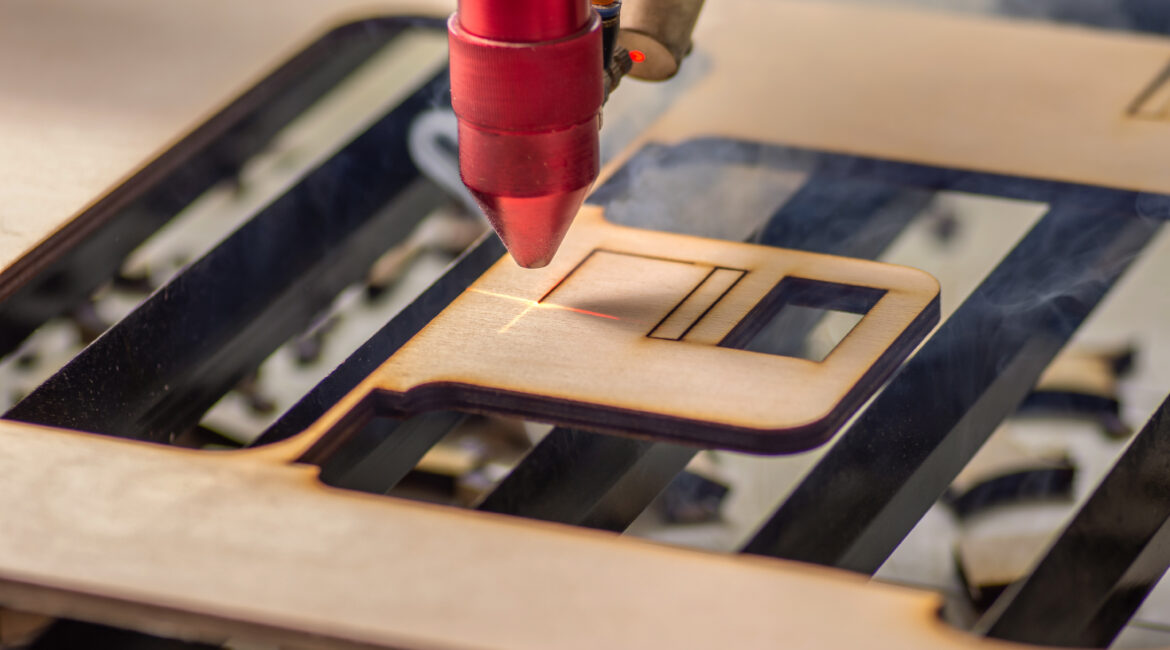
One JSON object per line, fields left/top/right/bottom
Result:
{"left": 649, "top": 267, "right": 745, "bottom": 340}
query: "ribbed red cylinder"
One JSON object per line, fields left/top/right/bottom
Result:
{"left": 457, "top": 0, "right": 591, "bottom": 42}
{"left": 447, "top": 10, "right": 603, "bottom": 196}
{"left": 448, "top": 16, "right": 604, "bottom": 131}
{"left": 447, "top": 0, "right": 603, "bottom": 267}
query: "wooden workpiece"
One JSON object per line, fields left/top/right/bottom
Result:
{"left": 5, "top": 0, "right": 1170, "bottom": 648}
{"left": 0, "top": 419, "right": 1032, "bottom": 650}
{"left": 272, "top": 206, "right": 938, "bottom": 456}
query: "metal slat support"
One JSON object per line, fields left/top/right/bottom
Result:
{"left": 0, "top": 18, "right": 424, "bottom": 360}
{"left": 476, "top": 429, "right": 697, "bottom": 531}
{"left": 6, "top": 72, "right": 450, "bottom": 443}
{"left": 741, "top": 189, "right": 1162, "bottom": 573}
{"left": 975, "top": 393, "right": 1170, "bottom": 647}
{"left": 255, "top": 235, "right": 505, "bottom": 447}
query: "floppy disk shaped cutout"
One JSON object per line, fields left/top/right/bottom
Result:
{"left": 294, "top": 207, "right": 939, "bottom": 454}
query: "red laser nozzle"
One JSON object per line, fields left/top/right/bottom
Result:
{"left": 448, "top": 0, "right": 603, "bottom": 268}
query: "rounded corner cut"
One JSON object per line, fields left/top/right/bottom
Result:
{"left": 745, "top": 423, "right": 837, "bottom": 456}
{"left": 897, "top": 264, "right": 942, "bottom": 295}
{"left": 732, "top": 407, "right": 840, "bottom": 455}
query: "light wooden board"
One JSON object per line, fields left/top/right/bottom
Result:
{"left": 276, "top": 207, "right": 938, "bottom": 455}
{"left": 0, "top": 418, "right": 1033, "bottom": 650}
{"left": 603, "top": 0, "right": 1170, "bottom": 195}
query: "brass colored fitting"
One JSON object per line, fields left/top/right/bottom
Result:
{"left": 617, "top": 0, "right": 705, "bottom": 80}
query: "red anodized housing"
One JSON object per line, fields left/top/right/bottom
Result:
{"left": 448, "top": 0, "right": 604, "bottom": 268}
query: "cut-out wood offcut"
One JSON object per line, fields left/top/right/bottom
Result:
{"left": 285, "top": 207, "right": 939, "bottom": 455}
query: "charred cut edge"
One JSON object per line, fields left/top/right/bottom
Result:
{"left": 300, "top": 292, "right": 940, "bottom": 457}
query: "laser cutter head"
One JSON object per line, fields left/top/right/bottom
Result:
{"left": 448, "top": 1, "right": 604, "bottom": 268}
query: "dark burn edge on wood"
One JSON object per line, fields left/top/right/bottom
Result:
{"left": 293, "top": 289, "right": 937, "bottom": 470}
{"left": 395, "top": 292, "right": 935, "bottom": 455}
{"left": 361, "top": 295, "right": 933, "bottom": 454}
{"left": 943, "top": 464, "right": 1077, "bottom": 520}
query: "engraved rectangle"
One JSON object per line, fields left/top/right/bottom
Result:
{"left": 542, "top": 250, "right": 716, "bottom": 333}
{"left": 649, "top": 268, "right": 746, "bottom": 341}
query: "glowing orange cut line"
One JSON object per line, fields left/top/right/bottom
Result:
{"left": 471, "top": 288, "right": 620, "bottom": 333}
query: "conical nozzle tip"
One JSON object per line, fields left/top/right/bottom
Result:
{"left": 473, "top": 188, "right": 590, "bottom": 269}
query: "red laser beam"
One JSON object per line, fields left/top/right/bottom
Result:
{"left": 471, "top": 288, "right": 620, "bottom": 333}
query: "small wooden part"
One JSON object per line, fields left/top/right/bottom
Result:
{"left": 1023, "top": 346, "right": 1134, "bottom": 437}
{"left": 275, "top": 207, "right": 939, "bottom": 456}
{"left": 950, "top": 434, "right": 1071, "bottom": 496}
{"left": 1033, "top": 347, "right": 1130, "bottom": 401}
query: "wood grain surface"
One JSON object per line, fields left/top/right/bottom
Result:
{"left": 0, "top": 418, "right": 1031, "bottom": 650}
